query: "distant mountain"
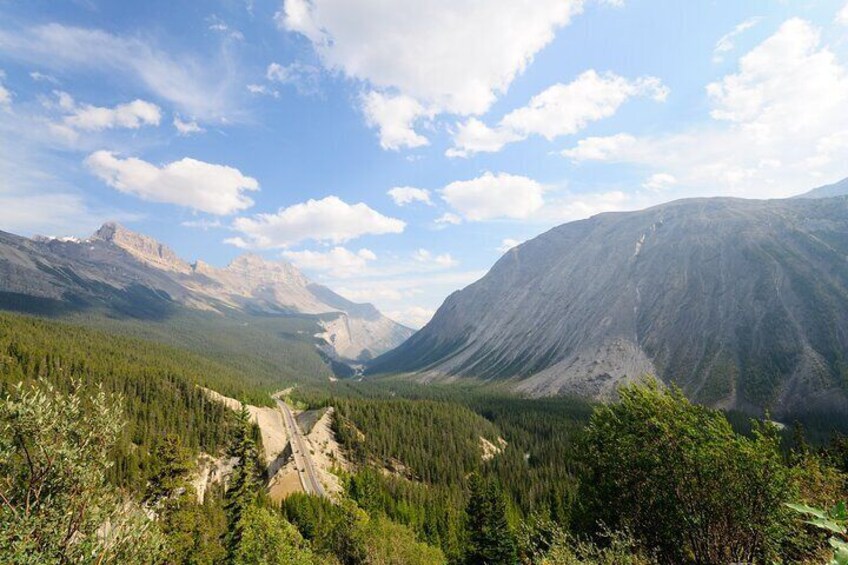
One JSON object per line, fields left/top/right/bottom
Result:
{"left": 795, "top": 177, "right": 848, "bottom": 199}
{"left": 369, "top": 190, "right": 848, "bottom": 419}
{"left": 0, "top": 222, "right": 412, "bottom": 362}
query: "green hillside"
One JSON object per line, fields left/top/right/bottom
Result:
{"left": 0, "top": 312, "right": 274, "bottom": 488}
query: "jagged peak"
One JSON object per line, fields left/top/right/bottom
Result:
{"left": 92, "top": 222, "right": 191, "bottom": 274}
{"left": 225, "top": 253, "right": 305, "bottom": 278}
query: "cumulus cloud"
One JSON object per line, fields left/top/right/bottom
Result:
{"left": 539, "top": 190, "right": 639, "bottom": 224}
{"left": 561, "top": 132, "right": 638, "bottom": 161}
{"left": 642, "top": 173, "right": 677, "bottom": 191}
{"left": 229, "top": 196, "right": 405, "bottom": 249}
{"left": 361, "top": 91, "right": 432, "bottom": 150}
{"left": 448, "top": 71, "right": 668, "bottom": 157}
{"left": 563, "top": 19, "right": 848, "bottom": 199}
{"left": 713, "top": 17, "right": 762, "bottom": 63}
{"left": 0, "top": 24, "right": 239, "bottom": 120}
{"left": 387, "top": 186, "right": 432, "bottom": 206}
{"left": 281, "top": 247, "right": 377, "bottom": 277}
{"left": 838, "top": 3, "right": 848, "bottom": 25}
{"left": 434, "top": 212, "right": 462, "bottom": 226}
{"left": 266, "top": 61, "right": 321, "bottom": 96}
{"left": 49, "top": 93, "right": 161, "bottom": 140}
{"left": 278, "top": 0, "right": 587, "bottom": 147}
{"left": 412, "top": 249, "right": 458, "bottom": 268}
{"left": 85, "top": 151, "right": 258, "bottom": 215}
{"left": 173, "top": 115, "right": 204, "bottom": 135}
{"left": 440, "top": 172, "right": 546, "bottom": 221}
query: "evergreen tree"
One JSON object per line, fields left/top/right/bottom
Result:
{"left": 224, "top": 404, "right": 261, "bottom": 561}
{"left": 145, "top": 435, "right": 227, "bottom": 564}
{"left": 145, "top": 434, "right": 193, "bottom": 506}
{"left": 464, "top": 473, "right": 517, "bottom": 564}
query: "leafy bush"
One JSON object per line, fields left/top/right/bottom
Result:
{"left": 578, "top": 381, "right": 793, "bottom": 564}
{"left": 787, "top": 502, "right": 848, "bottom": 565}
{"left": 0, "top": 382, "right": 167, "bottom": 563}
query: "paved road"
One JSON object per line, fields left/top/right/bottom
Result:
{"left": 276, "top": 399, "right": 326, "bottom": 498}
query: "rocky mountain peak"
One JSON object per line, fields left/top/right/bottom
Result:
{"left": 224, "top": 253, "right": 309, "bottom": 286}
{"left": 91, "top": 222, "right": 191, "bottom": 274}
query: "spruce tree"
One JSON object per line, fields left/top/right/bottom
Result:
{"left": 464, "top": 473, "right": 517, "bottom": 564}
{"left": 224, "top": 404, "right": 261, "bottom": 560}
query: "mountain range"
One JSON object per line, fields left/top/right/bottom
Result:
{"left": 0, "top": 222, "right": 412, "bottom": 363}
{"left": 369, "top": 180, "right": 848, "bottom": 419}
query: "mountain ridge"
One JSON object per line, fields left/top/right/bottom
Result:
{"left": 368, "top": 189, "right": 848, "bottom": 419}
{"left": 2, "top": 223, "right": 412, "bottom": 362}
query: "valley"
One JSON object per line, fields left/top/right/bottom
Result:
{"left": 6, "top": 188, "right": 848, "bottom": 563}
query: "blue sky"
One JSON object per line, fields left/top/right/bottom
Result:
{"left": 1, "top": 0, "right": 848, "bottom": 327}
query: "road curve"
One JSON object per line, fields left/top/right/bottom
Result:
{"left": 276, "top": 399, "right": 326, "bottom": 498}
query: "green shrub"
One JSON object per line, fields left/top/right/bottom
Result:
{"left": 578, "top": 380, "right": 793, "bottom": 564}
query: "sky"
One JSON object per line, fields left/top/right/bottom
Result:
{"left": 1, "top": 0, "right": 848, "bottom": 328}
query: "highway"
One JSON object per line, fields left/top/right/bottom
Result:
{"left": 276, "top": 399, "right": 326, "bottom": 498}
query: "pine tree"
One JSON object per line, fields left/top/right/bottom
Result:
{"left": 145, "top": 434, "right": 193, "bottom": 506}
{"left": 464, "top": 473, "right": 517, "bottom": 564}
{"left": 224, "top": 404, "right": 261, "bottom": 561}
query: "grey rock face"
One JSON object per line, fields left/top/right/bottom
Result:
{"left": 369, "top": 194, "right": 848, "bottom": 418}
{"left": 0, "top": 224, "right": 413, "bottom": 361}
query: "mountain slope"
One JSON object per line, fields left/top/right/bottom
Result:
{"left": 795, "top": 177, "right": 848, "bottom": 199}
{"left": 0, "top": 223, "right": 412, "bottom": 363}
{"left": 369, "top": 194, "right": 848, "bottom": 418}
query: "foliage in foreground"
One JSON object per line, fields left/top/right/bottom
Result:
{"left": 0, "top": 382, "right": 167, "bottom": 564}
{"left": 580, "top": 381, "right": 795, "bottom": 564}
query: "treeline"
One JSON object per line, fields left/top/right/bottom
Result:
{"left": 333, "top": 397, "right": 501, "bottom": 484}
{"left": 65, "top": 307, "right": 335, "bottom": 389}
{"left": 291, "top": 379, "right": 848, "bottom": 563}
{"left": 0, "top": 312, "right": 260, "bottom": 488}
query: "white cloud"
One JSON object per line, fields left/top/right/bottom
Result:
{"left": 434, "top": 212, "right": 462, "bottom": 226}
{"left": 387, "top": 186, "right": 432, "bottom": 206}
{"left": 281, "top": 246, "right": 377, "bottom": 277}
{"left": 85, "top": 151, "right": 259, "bottom": 215}
{"left": 412, "top": 249, "right": 458, "bottom": 268}
{"left": 561, "top": 132, "right": 638, "bottom": 161}
{"left": 563, "top": 19, "right": 848, "bottom": 199}
{"left": 0, "top": 24, "right": 239, "bottom": 120}
{"left": 51, "top": 93, "right": 161, "bottom": 137}
{"left": 29, "top": 71, "right": 59, "bottom": 84}
{"left": 838, "top": 3, "right": 848, "bottom": 25}
{"left": 361, "top": 91, "right": 432, "bottom": 150}
{"left": 440, "top": 172, "right": 545, "bottom": 221}
{"left": 713, "top": 17, "right": 762, "bottom": 63}
{"left": 229, "top": 196, "right": 405, "bottom": 249}
{"left": 449, "top": 70, "right": 668, "bottom": 156}
{"left": 642, "top": 173, "right": 677, "bottom": 191}
{"left": 266, "top": 61, "right": 321, "bottom": 96}
{"left": 279, "top": 0, "right": 587, "bottom": 147}
{"left": 386, "top": 306, "right": 435, "bottom": 329}
{"left": 247, "top": 83, "right": 279, "bottom": 97}
{"left": 497, "top": 238, "right": 524, "bottom": 253}
{"left": 539, "top": 190, "right": 639, "bottom": 223}
{"left": 173, "top": 115, "right": 204, "bottom": 135}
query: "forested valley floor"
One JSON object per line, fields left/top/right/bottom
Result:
{"left": 3, "top": 311, "right": 848, "bottom": 564}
